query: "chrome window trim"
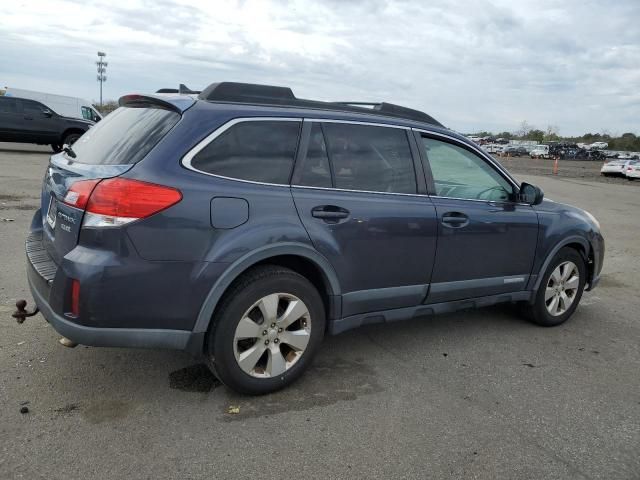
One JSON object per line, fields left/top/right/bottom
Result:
{"left": 412, "top": 128, "right": 522, "bottom": 191}
{"left": 290, "top": 184, "right": 428, "bottom": 199}
{"left": 180, "top": 116, "right": 530, "bottom": 205}
{"left": 180, "top": 117, "right": 302, "bottom": 187}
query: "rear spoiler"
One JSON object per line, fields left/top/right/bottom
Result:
{"left": 118, "top": 94, "right": 195, "bottom": 113}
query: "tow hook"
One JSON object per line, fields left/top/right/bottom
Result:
{"left": 12, "top": 299, "right": 39, "bottom": 324}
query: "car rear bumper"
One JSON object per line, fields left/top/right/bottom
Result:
{"left": 26, "top": 228, "right": 205, "bottom": 354}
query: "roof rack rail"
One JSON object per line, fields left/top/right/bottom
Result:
{"left": 197, "top": 81, "right": 442, "bottom": 126}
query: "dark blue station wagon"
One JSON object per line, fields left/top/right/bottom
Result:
{"left": 24, "top": 82, "right": 604, "bottom": 394}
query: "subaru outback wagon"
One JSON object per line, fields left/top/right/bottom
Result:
{"left": 24, "top": 82, "right": 604, "bottom": 394}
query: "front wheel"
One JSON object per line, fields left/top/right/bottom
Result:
{"left": 523, "top": 247, "right": 586, "bottom": 327}
{"left": 207, "top": 265, "right": 325, "bottom": 395}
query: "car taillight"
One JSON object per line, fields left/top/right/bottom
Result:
{"left": 82, "top": 178, "right": 182, "bottom": 227}
{"left": 62, "top": 179, "right": 101, "bottom": 209}
{"left": 70, "top": 279, "right": 80, "bottom": 317}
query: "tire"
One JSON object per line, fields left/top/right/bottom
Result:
{"left": 63, "top": 132, "right": 81, "bottom": 146}
{"left": 51, "top": 143, "right": 62, "bottom": 153}
{"left": 207, "top": 265, "right": 326, "bottom": 395}
{"left": 523, "top": 247, "right": 587, "bottom": 327}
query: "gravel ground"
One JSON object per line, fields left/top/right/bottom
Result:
{"left": 495, "top": 155, "right": 640, "bottom": 186}
{"left": 1, "top": 142, "right": 639, "bottom": 480}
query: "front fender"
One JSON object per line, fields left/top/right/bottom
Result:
{"left": 529, "top": 235, "right": 590, "bottom": 293}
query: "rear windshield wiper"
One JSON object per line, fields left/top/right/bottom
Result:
{"left": 63, "top": 145, "right": 77, "bottom": 159}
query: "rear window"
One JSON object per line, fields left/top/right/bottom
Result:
{"left": 190, "top": 120, "right": 301, "bottom": 184}
{"left": 0, "top": 98, "right": 18, "bottom": 113}
{"left": 70, "top": 107, "right": 180, "bottom": 165}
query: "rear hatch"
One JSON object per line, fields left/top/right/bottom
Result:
{"left": 41, "top": 103, "right": 181, "bottom": 264}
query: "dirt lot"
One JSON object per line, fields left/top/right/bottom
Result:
{"left": 1, "top": 143, "right": 639, "bottom": 480}
{"left": 495, "top": 155, "right": 640, "bottom": 186}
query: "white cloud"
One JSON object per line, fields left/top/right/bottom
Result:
{"left": 1, "top": 0, "right": 638, "bottom": 135}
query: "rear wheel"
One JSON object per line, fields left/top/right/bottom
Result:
{"left": 523, "top": 247, "right": 586, "bottom": 327}
{"left": 207, "top": 265, "right": 325, "bottom": 395}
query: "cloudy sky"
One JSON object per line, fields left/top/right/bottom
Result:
{"left": 1, "top": 0, "right": 638, "bottom": 135}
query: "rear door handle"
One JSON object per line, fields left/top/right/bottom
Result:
{"left": 441, "top": 212, "right": 469, "bottom": 228}
{"left": 311, "top": 205, "right": 350, "bottom": 222}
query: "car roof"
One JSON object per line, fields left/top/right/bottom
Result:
{"left": 192, "top": 99, "right": 462, "bottom": 141}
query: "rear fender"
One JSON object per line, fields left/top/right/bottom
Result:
{"left": 192, "top": 243, "right": 341, "bottom": 335}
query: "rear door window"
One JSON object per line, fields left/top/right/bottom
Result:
{"left": 70, "top": 106, "right": 180, "bottom": 165}
{"left": 190, "top": 120, "right": 301, "bottom": 184}
{"left": 321, "top": 123, "right": 416, "bottom": 194}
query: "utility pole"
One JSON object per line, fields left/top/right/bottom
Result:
{"left": 96, "top": 52, "right": 107, "bottom": 107}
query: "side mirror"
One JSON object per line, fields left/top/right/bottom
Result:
{"left": 43, "top": 109, "right": 53, "bottom": 117}
{"left": 519, "top": 182, "right": 544, "bottom": 205}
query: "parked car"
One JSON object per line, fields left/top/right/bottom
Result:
{"left": 0, "top": 96, "right": 92, "bottom": 152}
{"left": 626, "top": 162, "right": 640, "bottom": 180}
{"left": 502, "top": 146, "right": 528, "bottom": 157}
{"left": 22, "top": 82, "right": 604, "bottom": 394}
{"left": 601, "top": 159, "right": 639, "bottom": 176}
{"left": 617, "top": 152, "right": 639, "bottom": 160}
{"left": 4, "top": 87, "right": 102, "bottom": 123}
{"left": 530, "top": 145, "right": 550, "bottom": 159}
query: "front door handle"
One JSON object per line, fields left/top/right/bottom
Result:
{"left": 441, "top": 212, "right": 469, "bottom": 228}
{"left": 311, "top": 205, "right": 350, "bottom": 222}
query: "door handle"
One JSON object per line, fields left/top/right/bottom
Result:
{"left": 441, "top": 212, "right": 469, "bottom": 228}
{"left": 311, "top": 205, "right": 350, "bottom": 222}
{"left": 24, "top": 116, "right": 33, "bottom": 120}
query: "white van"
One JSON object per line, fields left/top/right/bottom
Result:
{"left": 4, "top": 87, "right": 102, "bottom": 123}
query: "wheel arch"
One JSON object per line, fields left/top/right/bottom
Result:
{"left": 531, "top": 236, "right": 591, "bottom": 292}
{"left": 60, "top": 127, "right": 86, "bottom": 144}
{"left": 192, "top": 243, "right": 341, "bottom": 340}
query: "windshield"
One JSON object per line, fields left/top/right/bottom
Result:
{"left": 69, "top": 107, "right": 180, "bottom": 165}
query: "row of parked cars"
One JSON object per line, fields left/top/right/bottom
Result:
{"left": 600, "top": 159, "right": 640, "bottom": 180}
{"left": 482, "top": 141, "right": 640, "bottom": 162}
{"left": 482, "top": 142, "right": 609, "bottom": 161}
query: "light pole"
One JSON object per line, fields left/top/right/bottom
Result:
{"left": 96, "top": 52, "right": 107, "bottom": 107}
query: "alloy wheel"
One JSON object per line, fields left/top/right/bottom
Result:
{"left": 233, "top": 293, "right": 311, "bottom": 378}
{"left": 545, "top": 261, "right": 580, "bottom": 316}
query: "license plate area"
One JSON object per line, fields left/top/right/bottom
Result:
{"left": 46, "top": 196, "right": 58, "bottom": 229}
